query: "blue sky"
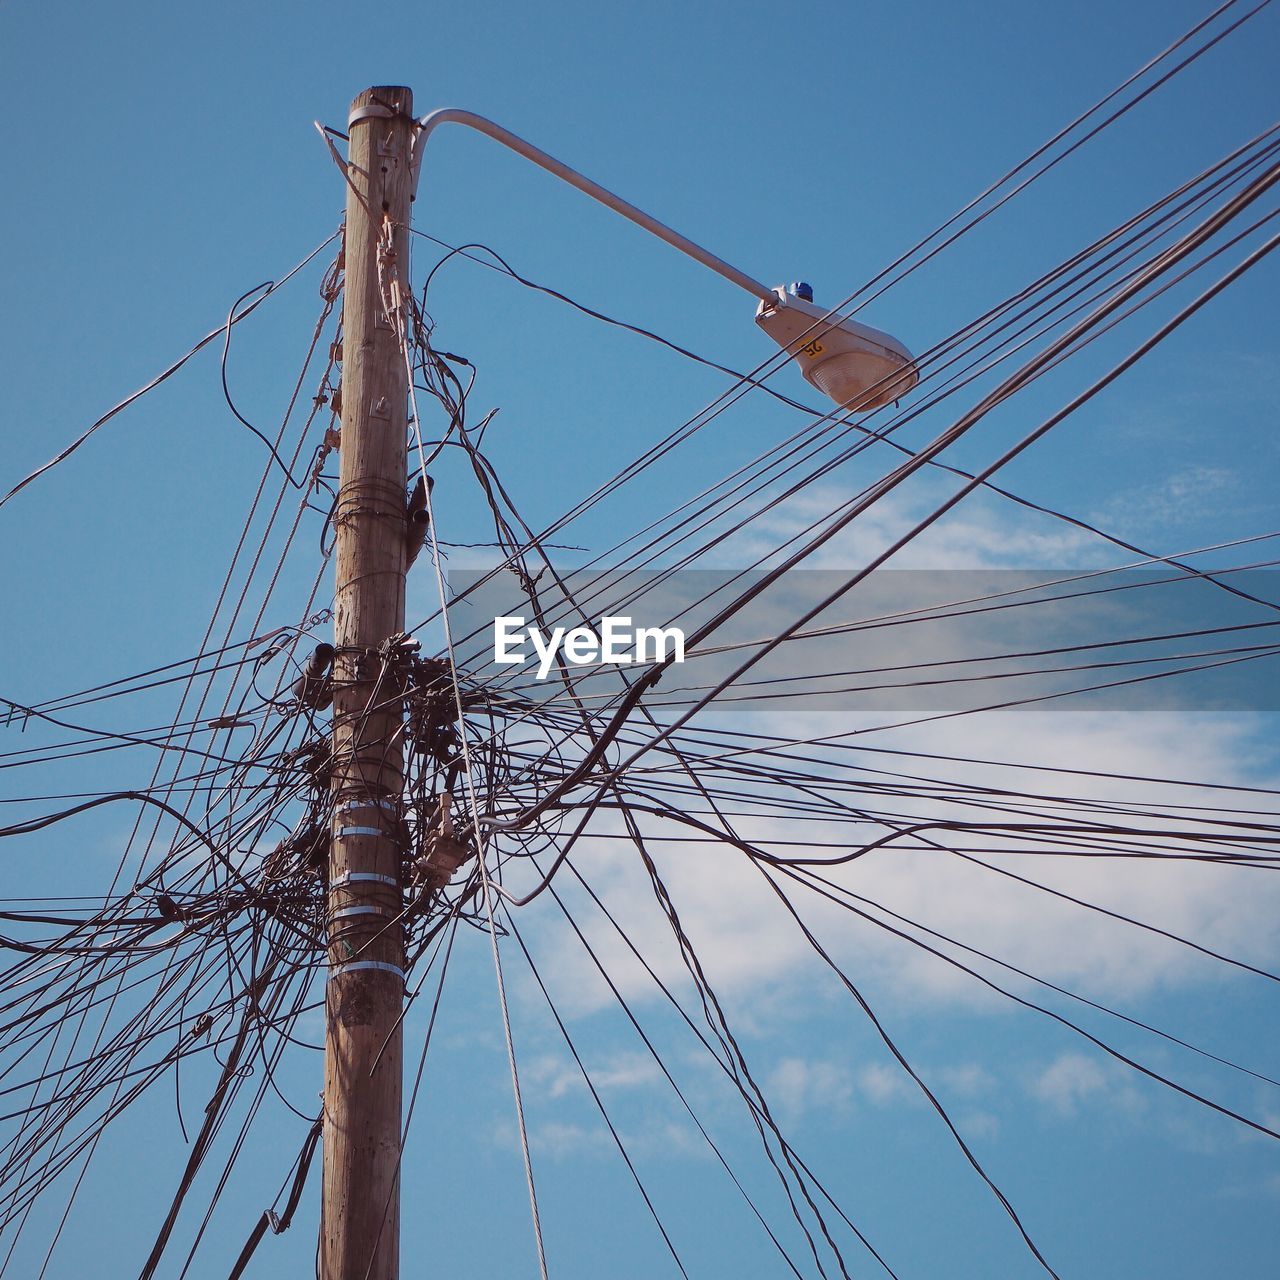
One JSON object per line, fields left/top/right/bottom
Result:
{"left": 1, "top": 1, "right": 1279, "bottom": 1276}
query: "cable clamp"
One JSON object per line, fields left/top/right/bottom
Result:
{"left": 328, "top": 960, "right": 404, "bottom": 982}
{"left": 329, "top": 904, "right": 395, "bottom": 922}
{"left": 336, "top": 798, "right": 398, "bottom": 815}
{"left": 336, "top": 825, "right": 388, "bottom": 839}
{"left": 331, "top": 871, "right": 399, "bottom": 889}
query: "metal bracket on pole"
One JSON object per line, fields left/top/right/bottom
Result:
{"left": 348, "top": 103, "right": 398, "bottom": 128}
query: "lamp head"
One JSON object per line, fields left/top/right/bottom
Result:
{"left": 755, "top": 285, "right": 918, "bottom": 411}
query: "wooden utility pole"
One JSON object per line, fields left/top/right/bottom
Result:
{"left": 323, "top": 85, "right": 414, "bottom": 1280}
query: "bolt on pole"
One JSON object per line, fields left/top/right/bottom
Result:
{"left": 322, "top": 85, "right": 414, "bottom": 1280}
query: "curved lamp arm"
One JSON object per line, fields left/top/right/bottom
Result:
{"left": 407, "top": 107, "right": 777, "bottom": 304}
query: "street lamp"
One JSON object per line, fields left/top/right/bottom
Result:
{"left": 404, "top": 107, "right": 918, "bottom": 412}
{"left": 753, "top": 282, "right": 917, "bottom": 411}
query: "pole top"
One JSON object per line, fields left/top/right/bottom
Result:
{"left": 348, "top": 86, "right": 414, "bottom": 129}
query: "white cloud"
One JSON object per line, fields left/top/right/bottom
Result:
{"left": 526, "top": 1050, "right": 661, "bottom": 1100}
{"left": 858, "top": 1062, "right": 912, "bottom": 1107}
{"left": 1217, "top": 1172, "right": 1280, "bottom": 1202}
{"left": 957, "top": 1109, "right": 1001, "bottom": 1141}
{"left": 1088, "top": 465, "right": 1248, "bottom": 538}
{"left": 1029, "top": 1052, "right": 1110, "bottom": 1114}
{"left": 530, "top": 1119, "right": 611, "bottom": 1157}
{"left": 766, "top": 1056, "right": 855, "bottom": 1121}
{"left": 1026, "top": 1052, "right": 1151, "bottom": 1125}
{"left": 524, "top": 703, "right": 1280, "bottom": 1027}
{"left": 936, "top": 1063, "right": 997, "bottom": 1098}
{"left": 723, "top": 478, "right": 1104, "bottom": 575}
{"left": 494, "top": 1109, "right": 709, "bottom": 1163}
{"left": 765, "top": 1056, "right": 998, "bottom": 1125}
{"left": 497, "top": 479, "right": 1280, "bottom": 1149}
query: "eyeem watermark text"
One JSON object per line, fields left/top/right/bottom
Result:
{"left": 494, "top": 615, "right": 686, "bottom": 679}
